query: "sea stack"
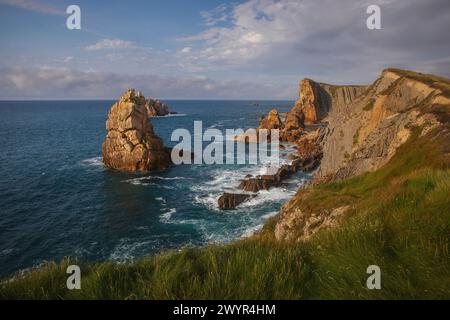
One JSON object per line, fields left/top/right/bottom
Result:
{"left": 102, "top": 89, "right": 172, "bottom": 172}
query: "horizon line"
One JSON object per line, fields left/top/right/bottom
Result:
{"left": 0, "top": 98, "right": 296, "bottom": 102}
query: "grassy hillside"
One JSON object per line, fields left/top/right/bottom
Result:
{"left": 1, "top": 125, "right": 449, "bottom": 300}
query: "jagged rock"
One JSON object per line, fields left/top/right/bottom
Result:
{"left": 102, "top": 89, "right": 172, "bottom": 172}
{"left": 145, "top": 98, "right": 171, "bottom": 117}
{"left": 237, "top": 159, "right": 313, "bottom": 194}
{"left": 284, "top": 110, "right": 305, "bottom": 131}
{"left": 218, "top": 193, "right": 256, "bottom": 210}
{"left": 239, "top": 176, "right": 277, "bottom": 192}
{"left": 259, "top": 109, "right": 283, "bottom": 130}
{"left": 294, "top": 79, "right": 366, "bottom": 124}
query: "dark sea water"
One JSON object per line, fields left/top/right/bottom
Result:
{"left": 0, "top": 100, "right": 309, "bottom": 277}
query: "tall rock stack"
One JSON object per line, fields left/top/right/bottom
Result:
{"left": 102, "top": 89, "right": 172, "bottom": 172}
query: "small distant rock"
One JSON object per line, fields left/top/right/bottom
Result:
{"left": 145, "top": 98, "right": 171, "bottom": 117}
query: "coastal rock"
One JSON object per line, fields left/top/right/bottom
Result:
{"left": 284, "top": 110, "right": 305, "bottom": 131}
{"left": 145, "top": 98, "right": 171, "bottom": 117}
{"left": 218, "top": 193, "right": 256, "bottom": 210}
{"left": 275, "top": 68, "right": 450, "bottom": 241}
{"left": 294, "top": 78, "right": 367, "bottom": 124}
{"left": 102, "top": 89, "right": 172, "bottom": 172}
{"left": 239, "top": 176, "right": 278, "bottom": 192}
{"left": 258, "top": 109, "right": 283, "bottom": 130}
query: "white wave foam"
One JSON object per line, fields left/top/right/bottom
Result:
{"left": 124, "top": 178, "right": 158, "bottom": 187}
{"left": 153, "top": 113, "right": 187, "bottom": 118}
{"left": 239, "top": 188, "right": 296, "bottom": 208}
{"left": 123, "top": 175, "right": 187, "bottom": 187}
{"left": 155, "top": 197, "right": 166, "bottom": 205}
{"left": 160, "top": 208, "right": 177, "bottom": 223}
{"left": 81, "top": 157, "right": 104, "bottom": 168}
{"left": 109, "top": 238, "right": 153, "bottom": 261}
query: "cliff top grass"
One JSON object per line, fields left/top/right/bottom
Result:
{"left": 1, "top": 125, "right": 449, "bottom": 300}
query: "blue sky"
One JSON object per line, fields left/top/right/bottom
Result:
{"left": 1, "top": 0, "right": 450, "bottom": 99}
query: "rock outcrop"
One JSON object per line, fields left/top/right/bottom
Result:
{"left": 315, "top": 69, "right": 450, "bottom": 182}
{"left": 102, "top": 89, "right": 172, "bottom": 172}
{"left": 293, "top": 79, "right": 367, "bottom": 124}
{"left": 145, "top": 98, "right": 173, "bottom": 117}
{"left": 218, "top": 193, "right": 256, "bottom": 210}
{"left": 217, "top": 152, "right": 321, "bottom": 209}
{"left": 258, "top": 109, "right": 283, "bottom": 130}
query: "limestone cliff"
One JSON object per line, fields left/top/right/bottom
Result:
{"left": 274, "top": 68, "right": 450, "bottom": 241}
{"left": 292, "top": 78, "right": 367, "bottom": 124}
{"left": 315, "top": 69, "right": 450, "bottom": 182}
{"left": 102, "top": 89, "right": 172, "bottom": 172}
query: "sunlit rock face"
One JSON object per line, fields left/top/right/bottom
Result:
{"left": 102, "top": 89, "right": 172, "bottom": 172}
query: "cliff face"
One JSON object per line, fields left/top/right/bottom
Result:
{"left": 102, "top": 89, "right": 172, "bottom": 172}
{"left": 274, "top": 69, "right": 450, "bottom": 241}
{"left": 292, "top": 79, "right": 367, "bottom": 124}
{"left": 315, "top": 69, "right": 450, "bottom": 182}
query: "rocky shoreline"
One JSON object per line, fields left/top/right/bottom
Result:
{"left": 101, "top": 68, "right": 450, "bottom": 237}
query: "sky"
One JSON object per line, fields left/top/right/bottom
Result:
{"left": 0, "top": 0, "right": 449, "bottom": 100}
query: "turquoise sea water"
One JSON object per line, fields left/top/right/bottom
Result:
{"left": 0, "top": 100, "right": 309, "bottom": 277}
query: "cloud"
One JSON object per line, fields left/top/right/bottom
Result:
{"left": 85, "top": 39, "right": 136, "bottom": 51}
{"left": 0, "top": 66, "right": 295, "bottom": 99}
{"left": 200, "top": 3, "right": 230, "bottom": 27}
{"left": 63, "top": 56, "right": 74, "bottom": 64}
{"left": 0, "top": 0, "right": 63, "bottom": 15}
{"left": 180, "top": 47, "right": 192, "bottom": 54}
{"left": 2, "top": 0, "right": 450, "bottom": 99}
{"left": 178, "top": 0, "right": 450, "bottom": 83}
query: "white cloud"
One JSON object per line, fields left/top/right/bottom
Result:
{"left": 0, "top": 66, "right": 294, "bottom": 99}
{"left": 180, "top": 47, "right": 192, "bottom": 54}
{"left": 85, "top": 39, "right": 136, "bottom": 51}
{"left": 200, "top": 3, "right": 230, "bottom": 27}
{"left": 63, "top": 56, "right": 74, "bottom": 64}
{"left": 177, "top": 0, "right": 450, "bottom": 83}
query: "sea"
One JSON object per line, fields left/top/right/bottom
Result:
{"left": 0, "top": 100, "right": 311, "bottom": 277}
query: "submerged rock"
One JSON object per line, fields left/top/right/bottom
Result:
{"left": 102, "top": 89, "right": 172, "bottom": 172}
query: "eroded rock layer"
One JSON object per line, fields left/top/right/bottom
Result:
{"left": 274, "top": 68, "right": 450, "bottom": 241}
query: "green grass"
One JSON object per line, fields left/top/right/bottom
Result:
{"left": 1, "top": 128, "right": 450, "bottom": 300}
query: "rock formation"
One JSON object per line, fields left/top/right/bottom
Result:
{"left": 217, "top": 153, "right": 321, "bottom": 209}
{"left": 145, "top": 98, "right": 173, "bottom": 117}
{"left": 274, "top": 68, "right": 450, "bottom": 241}
{"left": 293, "top": 79, "right": 367, "bottom": 124}
{"left": 314, "top": 69, "right": 450, "bottom": 182}
{"left": 218, "top": 193, "right": 256, "bottom": 210}
{"left": 258, "top": 109, "right": 283, "bottom": 130}
{"left": 102, "top": 89, "right": 172, "bottom": 172}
